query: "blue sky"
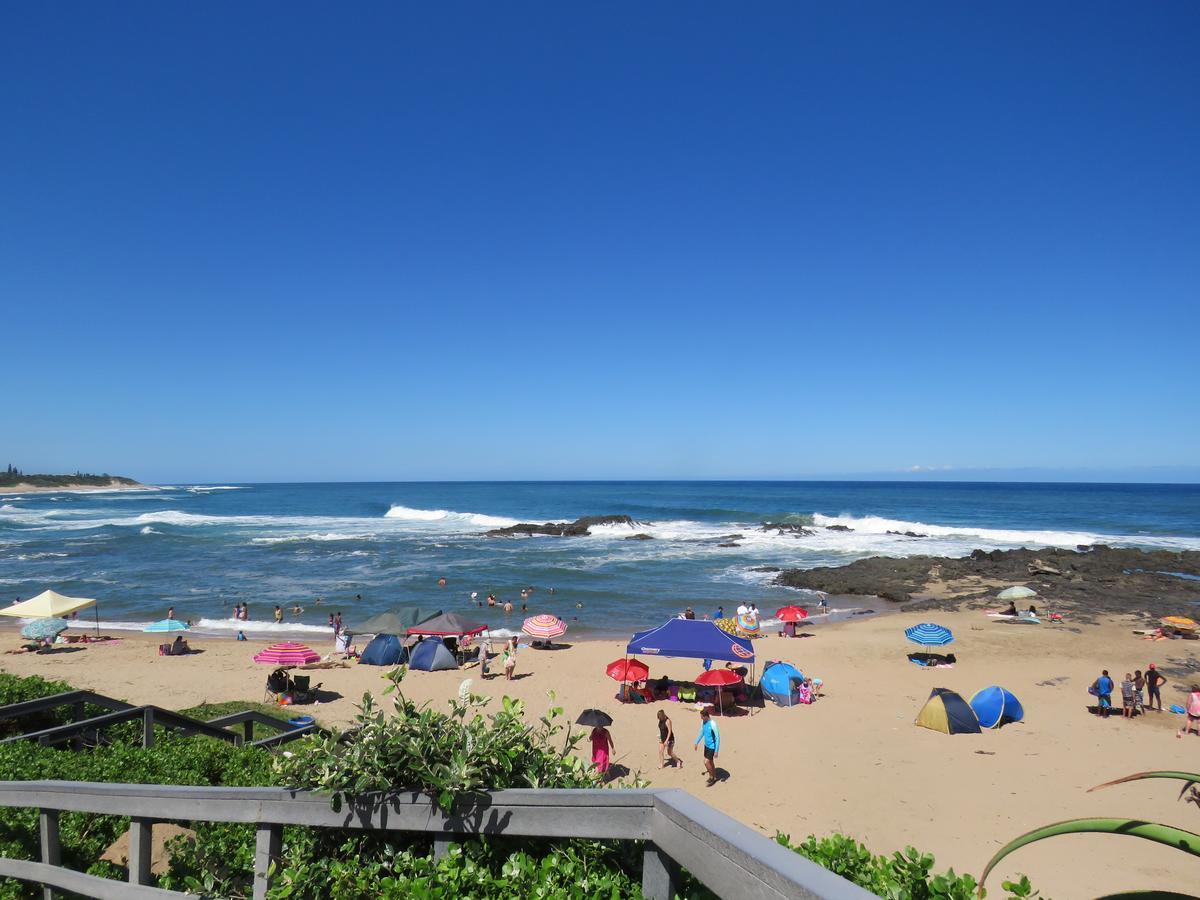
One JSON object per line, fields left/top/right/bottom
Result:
{"left": 3, "top": 4, "right": 1197, "bottom": 483}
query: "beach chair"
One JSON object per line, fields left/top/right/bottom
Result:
{"left": 291, "top": 674, "right": 322, "bottom": 704}
{"left": 265, "top": 667, "right": 291, "bottom": 701}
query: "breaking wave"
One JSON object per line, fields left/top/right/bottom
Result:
{"left": 384, "top": 505, "right": 519, "bottom": 529}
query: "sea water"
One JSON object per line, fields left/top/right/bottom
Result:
{"left": 2, "top": 481, "right": 1198, "bottom": 639}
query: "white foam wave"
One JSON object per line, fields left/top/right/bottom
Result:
{"left": 193, "top": 617, "right": 336, "bottom": 637}
{"left": 251, "top": 532, "right": 372, "bottom": 545}
{"left": 813, "top": 513, "right": 1102, "bottom": 548}
{"left": 140, "top": 526, "right": 161, "bottom": 535}
{"left": 385, "top": 505, "right": 519, "bottom": 529}
{"left": 186, "top": 485, "right": 247, "bottom": 493}
{"left": 14, "top": 551, "right": 69, "bottom": 560}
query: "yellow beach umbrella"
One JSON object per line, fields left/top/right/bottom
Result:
{"left": 1161, "top": 616, "right": 1198, "bottom": 631}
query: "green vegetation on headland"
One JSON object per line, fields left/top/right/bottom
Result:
{"left": 0, "top": 671, "right": 1041, "bottom": 898}
{"left": 0, "top": 465, "right": 140, "bottom": 489}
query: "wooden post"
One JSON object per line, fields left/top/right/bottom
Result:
{"left": 432, "top": 836, "right": 451, "bottom": 860}
{"left": 243, "top": 719, "right": 254, "bottom": 743}
{"left": 253, "top": 823, "right": 282, "bottom": 900}
{"left": 128, "top": 817, "right": 153, "bottom": 885}
{"left": 38, "top": 809, "right": 60, "bottom": 900}
{"left": 142, "top": 708, "right": 155, "bottom": 749}
{"left": 641, "top": 842, "right": 679, "bottom": 900}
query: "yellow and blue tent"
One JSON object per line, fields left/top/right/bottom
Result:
{"left": 915, "top": 687, "right": 981, "bottom": 735}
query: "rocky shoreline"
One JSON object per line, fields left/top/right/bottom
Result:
{"left": 776, "top": 546, "right": 1200, "bottom": 623}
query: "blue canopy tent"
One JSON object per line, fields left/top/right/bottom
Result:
{"left": 409, "top": 637, "right": 458, "bottom": 672}
{"left": 760, "top": 662, "right": 804, "bottom": 707}
{"left": 359, "top": 633, "right": 407, "bottom": 667}
{"left": 970, "top": 685, "right": 1024, "bottom": 728}
{"left": 626, "top": 619, "right": 757, "bottom": 713}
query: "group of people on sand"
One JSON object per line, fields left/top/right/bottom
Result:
{"left": 1090, "top": 664, "right": 1169, "bottom": 720}
{"left": 588, "top": 707, "right": 724, "bottom": 788}
{"left": 477, "top": 636, "right": 519, "bottom": 681}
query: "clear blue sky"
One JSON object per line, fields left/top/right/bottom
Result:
{"left": 3, "top": 4, "right": 1197, "bottom": 483}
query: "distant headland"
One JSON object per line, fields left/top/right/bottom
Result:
{"left": 0, "top": 466, "right": 149, "bottom": 493}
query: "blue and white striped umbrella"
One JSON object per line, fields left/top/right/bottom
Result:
{"left": 905, "top": 623, "right": 954, "bottom": 646}
{"left": 20, "top": 618, "right": 69, "bottom": 641}
{"left": 143, "top": 618, "right": 189, "bottom": 633}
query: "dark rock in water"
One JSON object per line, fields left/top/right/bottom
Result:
{"left": 775, "top": 546, "right": 1200, "bottom": 621}
{"left": 825, "top": 524, "right": 853, "bottom": 532}
{"left": 887, "top": 530, "right": 927, "bottom": 538}
{"left": 749, "top": 566, "right": 782, "bottom": 573}
{"left": 761, "top": 523, "right": 815, "bottom": 536}
{"left": 717, "top": 542, "right": 741, "bottom": 548}
{"left": 624, "top": 533, "right": 654, "bottom": 541}
{"left": 487, "top": 514, "right": 637, "bottom": 537}
{"left": 716, "top": 534, "right": 745, "bottom": 542}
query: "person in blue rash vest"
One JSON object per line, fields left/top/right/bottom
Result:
{"left": 694, "top": 708, "right": 721, "bottom": 787}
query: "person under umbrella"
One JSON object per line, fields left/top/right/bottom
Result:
{"left": 590, "top": 722, "right": 614, "bottom": 777}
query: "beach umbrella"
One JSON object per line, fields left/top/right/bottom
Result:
{"left": 775, "top": 606, "right": 808, "bottom": 622}
{"left": 606, "top": 658, "right": 649, "bottom": 683}
{"left": 143, "top": 618, "right": 189, "bottom": 633}
{"left": 576, "top": 709, "right": 613, "bottom": 728}
{"left": 522, "top": 614, "right": 567, "bottom": 640}
{"left": 696, "top": 668, "right": 742, "bottom": 687}
{"left": 736, "top": 613, "right": 760, "bottom": 636}
{"left": 905, "top": 623, "right": 954, "bottom": 646}
{"left": 20, "top": 618, "right": 69, "bottom": 641}
{"left": 253, "top": 642, "right": 321, "bottom": 665}
{"left": 1162, "top": 616, "right": 1198, "bottom": 631}
{"left": 998, "top": 586, "right": 1037, "bottom": 601}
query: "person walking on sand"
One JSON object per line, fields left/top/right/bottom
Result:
{"left": 657, "top": 710, "right": 681, "bottom": 769}
{"left": 1146, "top": 664, "right": 1166, "bottom": 711}
{"left": 503, "top": 637, "right": 517, "bottom": 681}
{"left": 694, "top": 709, "right": 721, "bottom": 787}
{"left": 1179, "top": 685, "right": 1200, "bottom": 738}
{"left": 1121, "top": 673, "right": 1136, "bottom": 719}
{"left": 590, "top": 725, "right": 614, "bottom": 776}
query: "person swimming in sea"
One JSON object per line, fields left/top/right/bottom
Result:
{"left": 291, "top": 605, "right": 304, "bottom": 614}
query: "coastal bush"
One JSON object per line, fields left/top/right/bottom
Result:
{"left": 0, "top": 673, "right": 79, "bottom": 737}
{"left": 774, "top": 831, "right": 1041, "bottom": 899}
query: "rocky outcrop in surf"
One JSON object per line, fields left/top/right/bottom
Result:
{"left": 760, "top": 522, "right": 816, "bottom": 536}
{"left": 776, "top": 546, "right": 1200, "bottom": 619}
{"left": 486, "top": 514, "right": 638, "bottom": 537}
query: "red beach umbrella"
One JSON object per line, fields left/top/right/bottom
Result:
{"left": 775, "top": 606, "right": 808, "bottom": 622}
{"left": 253, "top": 641, "right": 321, "bottom": 665}
{"left": 606, "top": 658, "right": 650, "bottom": 683}
{"left": 696, "top": 668, "right": 742, "bottom": 687}
{"left": 522, "top": 614, "right": 568, "bottom": 640}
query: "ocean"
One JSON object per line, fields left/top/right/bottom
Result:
{"left": 2, "top": 481, "right": 1199, "bottom": 639}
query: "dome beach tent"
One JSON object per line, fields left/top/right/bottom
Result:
{"left": 760, "top": 662, "right": 804, "bottom": 708}
{"left": 409, "top": 637, "right": 457, "bottom": 671}
{"left": 359, "top": 633, "right": 407, "bottom": 667}
{"left": 970, "top": 686, "right": 1024, "bottom": 728}
{"left": 915, "top": 688, "right": 981, "bottom": 735}
{"left": 0, "top": 589, "right": 100, "bottom": 635}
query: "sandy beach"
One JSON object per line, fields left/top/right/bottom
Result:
{"left": 4, "top": 606, "right": 1199, "bottom": 897}
{"left": 0, "top": 481, "right": 155, "bottom": 495}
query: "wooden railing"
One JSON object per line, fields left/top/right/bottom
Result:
{"left": 0, "top": 781, "right": 875, "bottom": 900}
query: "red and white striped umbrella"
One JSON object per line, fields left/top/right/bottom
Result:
{"left": 253, "top": 641, "right": 321, "bottom": 665}
{"left": 522, "top": 614, "right": 567, "bottom": 640}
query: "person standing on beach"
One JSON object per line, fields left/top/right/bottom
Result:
{"left": 590, "top": 725, "right": 614, "bottom": 777}
{"left": 818, "top": 593, "right": 829, "bottom": 615}
{"left": 1121, "top": 673, "right": 1136, "bottom": 719}
{"left": 503, "top": 637, "right": 517, "bottom": 680}
{"left": 714, "top": 605, "right": 724, "bottom": 620}
{"left": 1094, "top": 670, "right": 1114, "bottom": 718}
{"left": 334, "top": 612, "right": 342, "bottom": 636}
{"left": 1145, "top": 664, "right": 1166, "bottom": 711}
{"left": 1179, "top": 685, "right": 1200, "bottom": 739}
{"left": 694, "top": 709, "right": 720, "bottom": 786}
{"left": 479, "top": 640, "right": 490, "bottom": 679}
{"left": 657, "top": 710, "right": 681, "bottom": 769}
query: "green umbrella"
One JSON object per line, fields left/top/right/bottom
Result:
{"left": 353, "top": 608, "right": 442, "bottom": 635}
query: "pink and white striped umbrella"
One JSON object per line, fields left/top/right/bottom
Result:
{"left": 253, "top": 641, "right": 321, "bottom": 665}
{"left": 522, "top": 614, "right": 567, "bottom": 640}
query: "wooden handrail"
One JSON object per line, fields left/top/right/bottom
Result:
{"left": 0, "top": 781, "right": 874, "bottom": 900}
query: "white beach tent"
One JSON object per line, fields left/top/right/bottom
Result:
{"left": 0, "top": 590, "right": 100, "bottom": 634}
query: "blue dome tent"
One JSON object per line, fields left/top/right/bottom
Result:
{"left": 359, "top": 633, "right": 407, "bottom": 667}
{"left": 760, "top": 662, "right": 804, "bottom": 707}
{"left": 970, "top": 685, "right": 1024, "bottom": 728}
{"left": 409, "top": 637, "right": 458, "bottom": 672}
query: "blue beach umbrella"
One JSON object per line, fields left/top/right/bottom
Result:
{"left": 21, "top": 618, "right": 69, "bottom": 641}
{"left": 904, "top": 623, "right": 954, "bottom": 646}
{"left": 143, "top": 618, "right": 190, "bottom": 633}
